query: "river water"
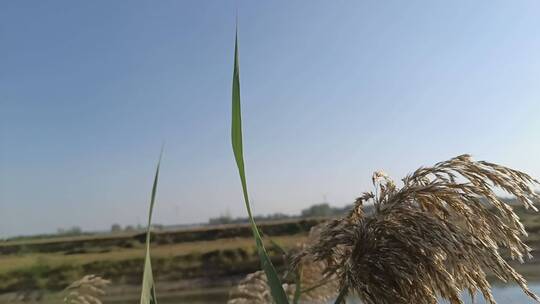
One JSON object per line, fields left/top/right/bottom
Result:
{"left": 151, "top": 283, "right": 540, "bottom": 303}
{"left": 4, "top": 283, "right": 539, "bottom": 303}
{"left": 339, "top": 284, "right": 540, "bottom": 304}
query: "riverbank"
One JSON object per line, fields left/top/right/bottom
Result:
{"left": 1, "top": 207, "right": 539, "bottom": 303}
{"left": 0, "top": 219, "right": 325, "bottom": 296}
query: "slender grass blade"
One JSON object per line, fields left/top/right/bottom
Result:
{"left": 293, "top": 265, "right": 302, "bottom": 304}
{"left": 231, "top": 29, "right": 290, "bottom": 304}
{"left": 140, "top": 151, "right": 162, "bottom": 304}
{"left": 334, "top": 287, "right": 348, "bottom": 304}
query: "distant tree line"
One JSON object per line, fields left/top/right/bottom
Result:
{"left": 110, "top": 223, "right": 165, "bottom": 233}
{"left": 57, "top": 226, "right": 83, "bottom": 235}
{"left": 4, "top": 196, "right": 532, "bottom": 242}
{"left": 207, "top": 203, "right": 358, "bottom": 225}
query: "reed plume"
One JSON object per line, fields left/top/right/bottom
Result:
{"left": 293, "top": 154, "right": 540, "bottom": 304}
{"left": 63, "top": 275, "right": 110, "bottom": 304}
{"left": 227, "top": 270, "right": 297, "bottom": 304}
{"left": 228, "top": 225, "right": 339, "bottom": 304}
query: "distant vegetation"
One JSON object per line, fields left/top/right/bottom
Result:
{"left": 0, "top": 219, "right": 320, "bottom": 299}
{"left": 2, "top": 202, "right": 351, "bottom": 243}
{"left": 208, "top": 202, "right": 354, "bottom": 225}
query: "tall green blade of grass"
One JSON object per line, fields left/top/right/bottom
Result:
{"left": 140, "top": 151, "right": 162, "bottom": 304}
{"left": 292, "top": 266, "right": 302, "bottom": 304}
{"left": 231, "top": 29, "right": 290, "bottom": 304}
{"left": 334, "top": 288, "right": 347, "bottom": 304}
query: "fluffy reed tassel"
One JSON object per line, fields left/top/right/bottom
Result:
{"left": 227, "top": 270, "right": 296, "bottom": 304}
{"left": 63, "top": 275, "right": 110, "bottom": 304}
{"left": 295, "top": 225, "right": 339, "bottom": 303}
{"left": 227, "top": 225, "right": 339, "bottom": 304}
{"left": 293, "top": 154, "right": 540, "bottom": 304}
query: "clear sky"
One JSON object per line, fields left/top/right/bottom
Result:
{"left": 1, "top": 1, "right": 539, "bottom": 238}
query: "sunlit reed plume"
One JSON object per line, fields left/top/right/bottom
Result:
{"left": 293, "top": 154, "right": 540, "bottom": 304}
{"left": 227, "top": 270, "right": 296, "bottom": 304}
{"left": 228, "top": 225, "right": 339, "bottom": 303}
{"left": 63, "top": 275, "right": 110, "bottom": 304}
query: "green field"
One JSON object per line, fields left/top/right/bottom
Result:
{"left": 1, "top": 209, "right": 540, "bottom": 303}
{"left": 0, "top": 219, "right": 323, "bottom": 299}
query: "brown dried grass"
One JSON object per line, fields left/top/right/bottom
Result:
{"left": 293, "top": 154, "right": 540, "bottom": 304}
{"left": 63, "top": 275, "right": 110, "bottom": 304}
{"left": 227, "top": 225, "right": 338, "bottom": 304}
{"left": 227, "top": 270, "right": 297, "bottom": 304}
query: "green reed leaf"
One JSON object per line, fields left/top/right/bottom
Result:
{"left": 334, "top": 287, "right": 348, "bottom": 304}
{"left": 140, "top": 150, "right": 162, "bottom": 304}
{"left": 293, "top": 265, "right": 302, "bottom": 304}
{"left": 231, "top": 29, "right": 290, "bottom": 304}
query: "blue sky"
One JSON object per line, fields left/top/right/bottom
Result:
{"left": 1, "top": 1, "right": 539, "bottom": 237}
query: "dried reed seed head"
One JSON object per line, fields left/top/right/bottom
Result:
{"left": 227, "top": 270, "right": 297, "bottom": 304}
{"left": 292, "top": 224, "right": 340, "bottom": 303}
{"left": 63, "top": 275, "right": 110, "bottom": 304}
{"left": 294, "top": 154, "right": 540, "bottom": 304}
{"left": 228, "top": 224, "right": 339, "bottom": 304}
